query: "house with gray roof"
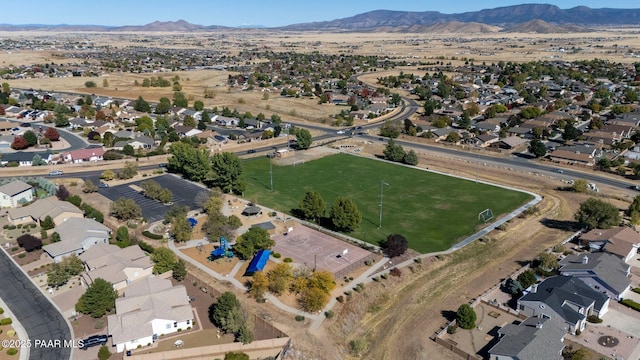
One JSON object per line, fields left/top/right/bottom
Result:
{"left": 518, "top": 276, "right": 609, "bottom": 334}
{"left": 79, "top": 243, "right": 153, "bottom": 292}
{"left": 0, "top": 180, "right": 33, "bottom": 208}
{"left": 0, "top": 151, "right": 51, "bottom": 166}
{"left": 488, "top": 317, "right": 566, "bottom": 360}
{"left": 43, "top": 218, "right": 111, "bottom": 263}
{"left": 558, "top": 252, "right": 631, "bottom": 300}
{"left": 107, "top": 277, "right": 193, "bottom": 353}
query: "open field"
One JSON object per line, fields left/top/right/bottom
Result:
{"left": 242, "top": 153, "right": 532, "bottom": 253}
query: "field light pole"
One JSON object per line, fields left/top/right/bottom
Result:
{"left": 379, "top": 181, "right": 389, "bottom": 228}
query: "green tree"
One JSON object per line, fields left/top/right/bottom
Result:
{"left": 168, "top": 142, "right": 212, "bottom": 182}
{"left": 82, "top": 180, "right": 98, "bottom": 193}
{"left": 98, "top": 345, "right": 111, "bottom": 360}
{"left": 109, "top": 198, "right": 142, "bottom": 221}
{"left": 101, "top": 169, "right": 115, "bottom": 181}
{"left": 537, "top": 252, "right": 558, "bottom": 271}
{"left": 446, "top": 131, "right": 460, "bottom": 143}
{"left": 294, "top": 128, "right": 312, "bottom": 150}
{"left": 329, "top": 197, "right": 362, "bottom": 232}
{"left": 528, "top": 139, "right": 547, "bottom": 158}
{"left": 50, "top": 232, "right": 61, "bottom": 243}
{"left": 403, "top": 150, "right": 419, "bottom": 165}
{"left": 23, "top": 130, "right": 37, "bottom": 146}
{"left": 41, "top": 215, "right": 55, "bottom": 230}
{"left": 379, "top": 121, "right": 401, "bottom": 138}
{"left": 47, "top": 263, "right": 68, "bottom": 288}
{"left": 85, "top": 81, "right": 97, "bottom": 88}
{"left": 155, "top": 97, "right": 171, "bottom": 114}
{"left": 299, "top": 191, "right": 325, "bottom": 223}
{"left": 207, "top": 152, "right": 243, "bottom": 193}
{"left": 150, "top": 247, "right": 177, "bottom": 274}
{"left": 118, "top": 161, "right": 138, "bottom": 180}
{"left": 455, "top": 304, "right": 477, "bottom": 329}
{"left": 173, "top": 91, "right": 188, "bottom": 107}
{"left": 172, "top": 259, "right": 187, "bottom": 281}
{"left": 193, "top": 100, "right": 204, "bottom": 111}
{"left": 75, "top": 278, "right": 118, "bottom": 318}
{"left": 170, "top": 216, "right": 193, "bottom": 243}
{"left": 133, "top": 96, "right": 151, "bottom": 112}
{"left": 575, "top": 198, "right": 621, "bottom": 230}
{"left": 572, "top": 179, "right": 589, "bottom": 193}
{"left": 233, "top": 227, "right": 274, "bottom": 260}
{"left": 516, "top": 269, "right": 537, "bottom": 289}
{"left": 383, "top": 139, "right": 405, "bottom": 162}
{"left": 423, "top": 98, "right": 439, "bottom": 116}
{"left": 628, "top": 195, "right": 640, "bottom": 224}
{"left": 562, "top": 123, "right": 580, "bottom": 141}
{"left": 116, "top": 226, "right": 129, "bottom": 243}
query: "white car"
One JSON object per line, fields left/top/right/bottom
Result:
{"left": 337, "top": 130, "right": 345, "bottom": 134}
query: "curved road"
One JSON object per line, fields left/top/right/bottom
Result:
{"left": 0, "top": 249, "right": 72, "bottom": 360}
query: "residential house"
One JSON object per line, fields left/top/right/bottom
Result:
{"left": 579, "top": 227, "right": 640, "bottom": 263}
{"left": 488, "top": 317, "right": 566, "bottom": 360}
{"left": 113, "top": 136, "right": 155, "bottom": 151}
{"left": 490, "top": 136, "right": 528, "bottom": 152}
{"left": 0, "top": 135, "right": 13, "bottom": 152}
{"left": 547, "top": 149, "right": 595, "bottom": 167}
{"left": 0, "top": 180, "right": 33, "bottom": 208}
{"left": 474, "top": 121, "right": 501, "bottom": 134}
{"left": 518, "top": 276, "right": 610, "bottom": 334}
{"left": 107, "top": 277, "right": 194, "bottom": 353}
{"left": 7, "top": 197, "right": 83, "bottom": 225}
{"left": 0, "top": 151, "right": 51, "bottom": 166}
{"left": 213, "top": 115, "right": 239, "bottom": 127}
{"left": 558, "top": 253, "right": 631, "bottom": 300}
{"left": 61, "top": 147, "right": 105, "bottom": 163}
{"left": 79, "top": 243, "right": 153, "bottom": 292}
{"left": 43, "top": 217, "right": 111, "bottom": 263}
{"left": 476, "top": 134, "right": 499, "bottom": 147}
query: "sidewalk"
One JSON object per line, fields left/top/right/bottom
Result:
{"left": 0, "top": 295, "right": 29, "bottom": 360}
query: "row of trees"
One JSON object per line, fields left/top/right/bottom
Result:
{"left": 383, "top": 139, "right": 418, "bottom": 165}
{"left": 140, "top": 180, "right": 173, "bottom": 204}
{"left": 298, "top": 191, "right": 362, "bottom": 232}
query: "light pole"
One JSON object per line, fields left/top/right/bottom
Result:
{"left": 269, "top": 156, "right": 273, "bottom": 192}
{"left": 379, "top": 180, "right": 389, "bottom": 228}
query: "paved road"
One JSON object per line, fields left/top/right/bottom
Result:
{"left": 0, "top": 249, "right": 72, "bottom": 360}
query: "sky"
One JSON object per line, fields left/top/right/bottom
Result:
{"left": 2, "top": 1, "right": 638, "bottom": 28}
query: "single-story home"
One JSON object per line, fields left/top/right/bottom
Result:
{"left": 79, "top": 243, "right": 153, "bottom": 292}
{"left": 0, "top": 180, "right": 34, "bottom": 208}
{"left": 43, "top": 218, "right": 111, "bottom": 262}
{"left": 107, "top": 277, "right": 193, "bottom": 353}
{"left": 7, "top": 197, "right": 83, "bottom": 225}
{"left": 61, "top": 147, "right": 105, "bottom": 163}
{"left": 488, "top": 317, "right": 566, "bottom": 360}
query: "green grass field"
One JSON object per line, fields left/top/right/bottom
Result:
{"left": 242, "top": 154, "right": 533, "bottom": 253}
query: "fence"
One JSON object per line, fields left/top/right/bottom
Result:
{"left": 334, "top": 253, "right": 378, "bottom": 279}
{"left": 128, "top": 337, "right": 291, "bottom": 360}
{"left": 433, "top": 336, "right": 480, "bottom": 360}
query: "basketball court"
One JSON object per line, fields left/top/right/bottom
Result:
{"left": 272, "top": 225, "right": 374, "bottom": 277}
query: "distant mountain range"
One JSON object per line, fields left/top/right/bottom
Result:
{"left": 1, "top": 4, "right": 640, "bottom": 33}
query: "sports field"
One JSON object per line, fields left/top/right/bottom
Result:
{"left": 242, "top": 154, "right": 533, "bottom": 253}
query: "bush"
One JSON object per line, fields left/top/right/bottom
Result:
{"left": 587, "top": 315, "right": 603, "bottom": 323}
{"left": 98, "top": 345, "right": 111, "bottom": 360}
{"left": 138, "top": 241, "right": 155, "bottom": 254}
{"left": 6, "top": 348, "right": 17, "bottom": 356}
{"left": 0, "top": 307, "right": 3, "bottom": 314}
{"left": 336, "top": 296, "right": 344, "bottom": 303}
{"left": 389, "top": 267, "right": 402, "bottom": 277}
{"left": 447, "top": 325, "right": 457, "bottom": 334}
{"left": 283, "top": 257, "right": 292, "bottom": 263}
{"left": 0, "top": 318, "right": 13, "bottom": 325}
{"left": 325, "top": 310, "right": 335, "bottom": 319}
{"left": 295, "top": 315, "right": 305, "bottom": 322}
{"left": 633, "top": 287, "right": 640, "bottom": 295}
{"left": 17, "top": 254, "right": 25, "bottom": 258}
{"left": 620, "top": 298, "right": 640, "bottom": 311}
{"left": 142, "top": 231, "right": 163, "bottom": 240}
{"left": 16, "top": 234, "right": 42, "bottom": 252}
{"left": 272, "top": 253, "right": 281, "bottom": 259}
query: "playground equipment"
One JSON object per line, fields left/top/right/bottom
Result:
{"left": 210, "top": 236, "right": 234, "bottom": 260}
{"left": 187, "top": 217, "right": 198, "bottom": 228}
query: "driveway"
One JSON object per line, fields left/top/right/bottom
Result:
{"left": 0, "top": 248, "right": 72, "bottom": 360}
{"left": 98, "top": 174, "right": 206, "bottom": 222}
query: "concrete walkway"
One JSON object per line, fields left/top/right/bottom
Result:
{"left": 0, "top": 295, "right": 30, "bottom": 360}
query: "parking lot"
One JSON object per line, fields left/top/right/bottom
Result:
{"left": 98, "top": 174, "right": 207, "bottom": 222}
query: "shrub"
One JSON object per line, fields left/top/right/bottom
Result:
{"left": 587, "top": 315, "right": 603, "bottom": 323}
{"left": 7, "top": 330, "right": 15, "bottom": 337}
{"left": 95, "top": 319, "right": 105, "bottom": 329}
{"left": 447, "top": 325, "right": 457, "bottom": 334}
{"left": 142, "top": 231, "right": 163, "bottom": 240}
{"left": 414, "top": 257, "right": 422, "bottom": 264}
{"left": 325, "top": 310, "right": 335, "bottom": 319}
{"left": 0, "top": 318, "right": 13, "bottom": 325}
{"left": 633, "top": 287, "right": 640, "bottom": 295}
{"left": 272, "top": 253, "right": 281, "bottom": 259}
{"left": 7, "top": 348, "right": 17, "bottom": 356}
{"left": 7, "top": 225, "right": 15, "bottom": 230}
{"left": 336, "top": 296, "right": 344, "bottom": 303}
{"left": 380, "top": 273, "right": 388, "bottom": 280}
{"left": 620, "top": 298, "right": 640, "bottom": 312}
{"left": 389, "top": 267, "right": 402, "bottom": 277}
{"left": 283, "top": 257, "right": 292, "bottom": 263}
{"left": 0, "top": 307, "right": 3, "bottom": 314}
{"left": 295, "top": 315, "right": 305, "bottom": 322}
{"left": 18, "top": 254, "right": 25, "bottom": 258}
{"left": 138, "top": 241, "right": 155, "bottom": 254}
{"left": 2, "top": 225, "right": 7, "bottom": 229}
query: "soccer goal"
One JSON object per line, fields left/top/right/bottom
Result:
{"left": 478, "top": 208, "right": 494, "bottom": 223}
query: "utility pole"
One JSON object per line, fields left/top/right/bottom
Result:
{"left": 379, "top": 180, "right": 389, "bottom": 228}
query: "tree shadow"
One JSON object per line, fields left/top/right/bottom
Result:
{"left": 540, "top": 218, "right": 579, "bottom": 231}
{"left": 514, "top": 260, "right": 530, "bottom": 267}
{"left": 441, "top": 310, "right": 457, "bottom": 322}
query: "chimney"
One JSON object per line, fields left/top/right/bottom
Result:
{"left": 536, "top": 321, "right": 543, "bottom": 329}
{"left": 582, "top": 255, "right": 589, "bottom": 264}
{"left": 531, "top": 283, "right": 538, "bottom": 293}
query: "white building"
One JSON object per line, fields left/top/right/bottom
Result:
{"left": 0, "top": 180, "right": 34, "bottom": 208}
{"left": 108, "top": 277, "right": 193, "bottom": 353}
